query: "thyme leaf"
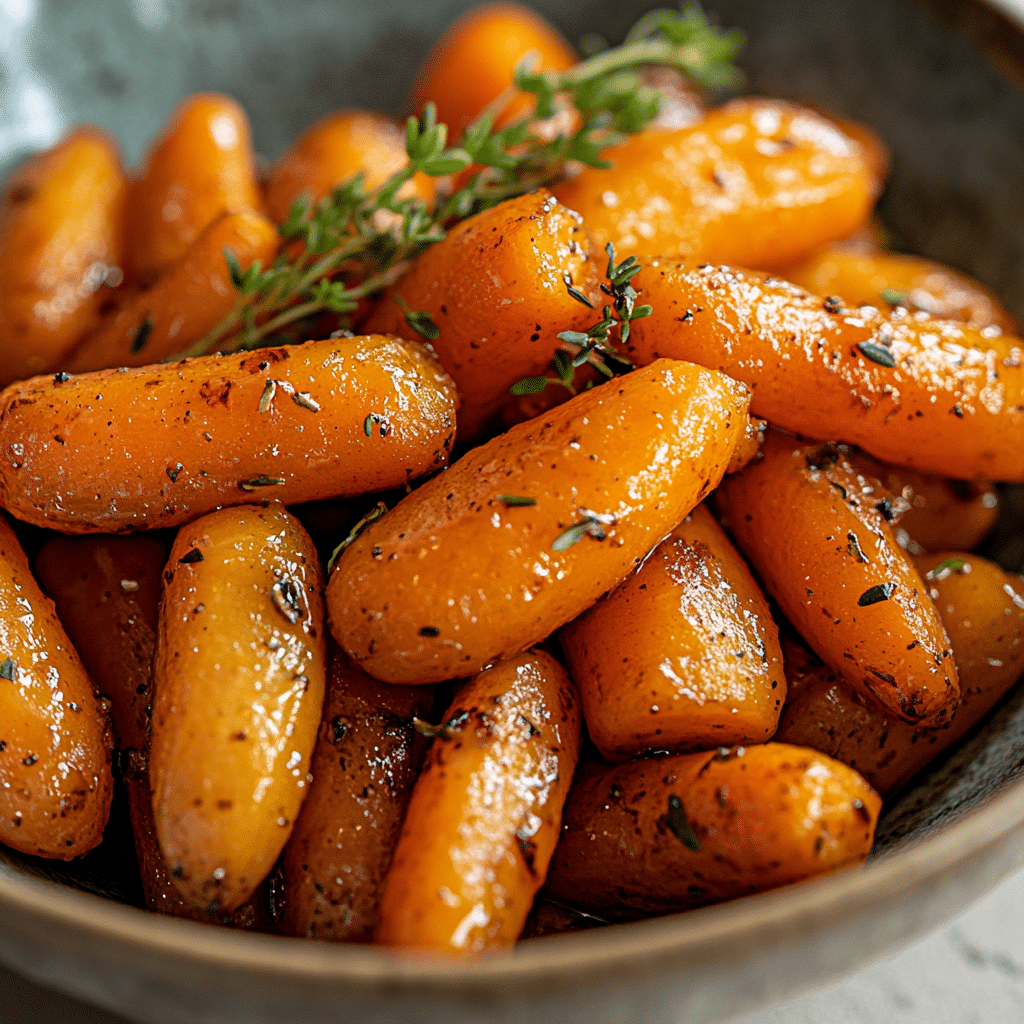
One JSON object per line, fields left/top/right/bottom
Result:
{"left": 185, "top": 4, "right": 741, "bottom": 359}
{"left": 326, "top": 501, "right": 388, "bottom": 575}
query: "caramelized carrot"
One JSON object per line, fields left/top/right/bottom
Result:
{"left": 0, "top": 334, "right": 457, "bottom": 533}
{"left": 362, "top": 190, "right": 600, "bottom": 440}
{"left": 714, "top": 434, "right": 958, "bottom": 726}
{"left": 543, "top": 743, "right": 880, "bottom": 918}
{"left": 375, "top": 649, "right": 581, "bottom": 953}
{"left": 151, "top": 503, "right": 325, "bottom": 913}
{"left": 408, "top": 3, "right": 577, "bottom": 140}
{"left": 328, "top": 359, "right": 750, "bottom": 685}
{"left": 125, "top": 94, "right": 263, "bottom": 284}
{"left": 0, "top": 517, "right": 112, "bottom": 859}
{"left": 0, "top": 128, "right": 126, "bottom": 386}
{"left": 553, "top": 99, "right": 881, "bottom": 268}
{"left": 623, "top": 262, "right": 1024, "bottom": 480}
{"left": 263, "top": 111, "right": 434, "bottom": 226}
{"left": 67, "top": 209, "right": 278, "bottom": 373}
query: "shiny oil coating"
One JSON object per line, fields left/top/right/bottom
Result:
{"left": 0, "top": 127, "right": 126, "bottom": 386}
{"left": 279, "top": 649, "right": 434, "bottom": 941}
{"left": 552, "top": 99, "right": 879, "bottom": 269}
{"left": 624, "top": 262, "right": 1024, "bottom": 481}
{"left": 125, "top": 93, "right": 262, "bottom": 284}
{"left": 263, "top": 110, "right": 435, "bottom": 225}
{"left": 543, "top": 743, "right": 880, "bottom": 918}
{"left": 67, "top": 209, "right": 279, "bottom": 373}
{"left": 363, "top": 189, "right": 600, "bottom": 440}
{"left": 781, "top": 248, "right": 1019, "bottom": 333}
{"left": 560, "top": 502, "right": 785, "bottom": 761}
{"left": 374, "top": 649, "right": 581, "bottom": 953}
{"left": 0, "top": 516, "right": 112, "bottom": 859}
{"left": 329, "top": 358, "right": 750, "bottom": 685}
{"left": 777, "top": 553, "right": 1024, "bottom": 796}
{"left": 0, "top": 333, "right": 457, "bottom": 533}
{"left": 150, "top": 503, "right": 325, "bottom": 913}
{"left": 715, "top": 435, "right": 958, "bottom": 726}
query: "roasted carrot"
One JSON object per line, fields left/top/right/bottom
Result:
{"left": 714, "top": 434, "right": 959, "bottom": 726}
{"left": 362, "top": 189, "right": 600, "bottom": 440}
{"left": 0, "top": 333, "right": 458, "bottom": 533}
{"left": 263, "top": 111, "right": 434, "bottom": 226}
{"left": 0, "top": 128, "right": 126, "bottom": 386}
{"left": 552, "top": 99, "right": 881, "bottom": 268}
{"left": 560, "top": 502, "right": 785, "bottom": 761}
{"left": 150, "top": 503, "right": 325, "bottom": 913}
{"left": 776, "top": 553, "right": 1024, "bottom": 796}
{"left": 0, "top": 517, "right": 113, "bottom": 859}
{"left": 125, "top": 94, "right": 263, "bottom": 284}
{"left": 66, "top": 209, "right": 278, "bottom": 373}
{"left": 622, "top": 262, "right": 1024, "bottom": 481}
{"left": 374, "top": 649, "right": 581, "bottom": 953}
{"left": 328, "top": 359, "right": 750, "bottom": 685}
{"left": 279, "top": 648, "right": 434, "bottom": 941}
{"left": 543, "top": 743, "right": 880, "bottom": 918}
{"left": 407, "top": 3, "right": 577, "bottom": 140}
{"left": 781, "top": 247, "right": 1018, "bottom": 333}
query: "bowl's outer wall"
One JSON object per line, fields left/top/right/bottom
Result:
{"left": 2, "top": 0, "right": 1024, "bottom": 1022}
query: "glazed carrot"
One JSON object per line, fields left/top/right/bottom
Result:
{"left": 375, "top": 649, "right": 581, "bottom": 953}
{"left": 622, "top": 262, "right": 1024, "bottom": 481}
{"left": 407, "top": 3, "right": 577, "bottom": 140}
{"left": 362, "top": 190, "right": 600, "bottom": 440}
{"left": 0, "top": 517, "right": 112, "bottom": 859}
{"left": 781, "top": 247, "right": 1018, "bottom": 333}
{"left": 279, "top": 648, "right": 434, "bottom": 941}
{"left": 66, "top": 209, "right": 278, "bottom": 373}
{"left": 0, "top": 333, "right": 458, "bottom": 533}
{"left": 552, "top": 99, "right": 881, "bottom": 268}
{"left": 33, "top": 533, "right": 165, "bottom": 754}
{"left": 125, "top": 94, "right": 263, "bottom": 284}
{"left": 777, "top": 550, "right": 1024, "bottom": 795}
{"left": 853, "top": 456, "right": 1000, "bottom": 555}
{"left": 714, "top": 434, "right": 958, "bottom": 726}
{"left": 543, "top": 743, "right": 880, "bottom": 918}
{"left": 263, "top": 111, "right": 434, "bottom": 226}
{"left": 328, "top": 359, "right": 750, "bottom": 685}
{"left": 150, "top": 503, "right": 326, "bottom": 913}
{"left": 560, "top": 502, "right": 785, "bottom": 761}
{"left": 0, "top": 128, "right": 126, "bottom": 386}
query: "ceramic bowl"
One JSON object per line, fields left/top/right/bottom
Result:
{"left": 2, "top": 0, "right": 1024, "bottom": 1021}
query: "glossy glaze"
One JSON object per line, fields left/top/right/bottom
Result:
{"left": 329, "top": 358, "right": 750, "bottom": 684}
{"left": 553, "top": 99, "right": 880, "bottom": 268}
{"left": 150, "top": 503, "right": 325, "bottom": 913}
{"left": 561, "top": 502, "right": 785, "bottom": 760}
{"left": 375, "top": 649, "right": 581, "bottom": 953}
{"left": 0, "top": 333, "right": 458, "bottom": 533}
{"left": 0, "top": 517, "right": 112, "bottom": 859}
{"left": 716, "top": 434, "right": 958, "bottom": 725}
{"left": 624, "top": 262, "right": 1024, "bottom": 480}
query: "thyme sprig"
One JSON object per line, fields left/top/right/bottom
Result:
{"left": 511, "top": 244, "right": 650, "bottom": 396}
{"left": 182, "top": 4, "right": 741, "bottom": 358}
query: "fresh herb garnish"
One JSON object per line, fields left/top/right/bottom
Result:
{"left": 239, "top": 475, "right": 287, "bottom": 490}
{"left": 552, "top": 508, "right": 616, "bottom": 550}
{"left": 326, "top": 501, "right": 388, "bottom": 574}
{"left": 0, "top": 658, "right": 16, "bottom": 681}
{"left": 665, "top": 793, "right": 701, "bottom": 852}
{"left": 512, "top": 244, "right": 649, "bottom": 395}
{"left": 858, "top": 341, "right": 897, "bottom": 368}
{"left": 858, "top": 582, "right": 895, "bottom": 606}
{"left": 181, "top": 5, "right": 741, "bottom": 358}
{"left": 880, "top": 288, "right": 908, "bottom": 307}
{"left": 926, "top": 556, "right": 969, "bottom": 579}
{"left": 496, "top": 494, "right": 538, "bottom": 507}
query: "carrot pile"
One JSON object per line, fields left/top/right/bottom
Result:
{"left": 0, "top": 2, "right": 1022, "bottom": 955}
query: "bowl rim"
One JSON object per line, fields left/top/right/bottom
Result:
{"left": 3, "top": 763, "right": 1024, "bottom": 987}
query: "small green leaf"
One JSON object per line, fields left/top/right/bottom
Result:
{"left": 858, "top": 341, "right": 898, "bottom": 368}
{"left": 496, "top": 494, "right": 537, "bottom": 507}
{"left": 858, "top": 582, "right": 896, "bottom": 606}
{"left": 223, "top": 246, "right": 244, "bottom": 289}
{"left": 130, "top": 317, "right": 153, "bottom": 355}
{"left": 665, "top": 793, "right": 701, "bottom": 852}
{"left": 510, "top": 376, "right": 552, "bottom": 396}
{"left": 326, "top": 501, "right": 388, "bottom": 575}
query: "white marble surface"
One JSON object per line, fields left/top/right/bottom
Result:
{"left": 2, "top": 862, "right": 1024, "bottom": 1024}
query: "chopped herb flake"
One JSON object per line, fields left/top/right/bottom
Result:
{"left": 858, "top": 341, "right": 897, "bottom": 368}
{"left": 665, "top": 794, "right": 701, "bottom": 852}
{"left": 240, "top": 475, "right": 287, "bottom": 490}
{"left": 130, "top": 317, "right": 154, "bottom": 355}
{"left": 496, "top": 494, "right": 537, "bottom": 507}
{"left": 858, "top": 582, "right": 895, "bottom": 606}
{"left": 0, "top": 658, "right": 16, "bottom": 681}
{"left": 178, "top": 548, "right": 204, "bottom": 565}
{"left": 326, "top": 501, "right": 388, "bottom": 575}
